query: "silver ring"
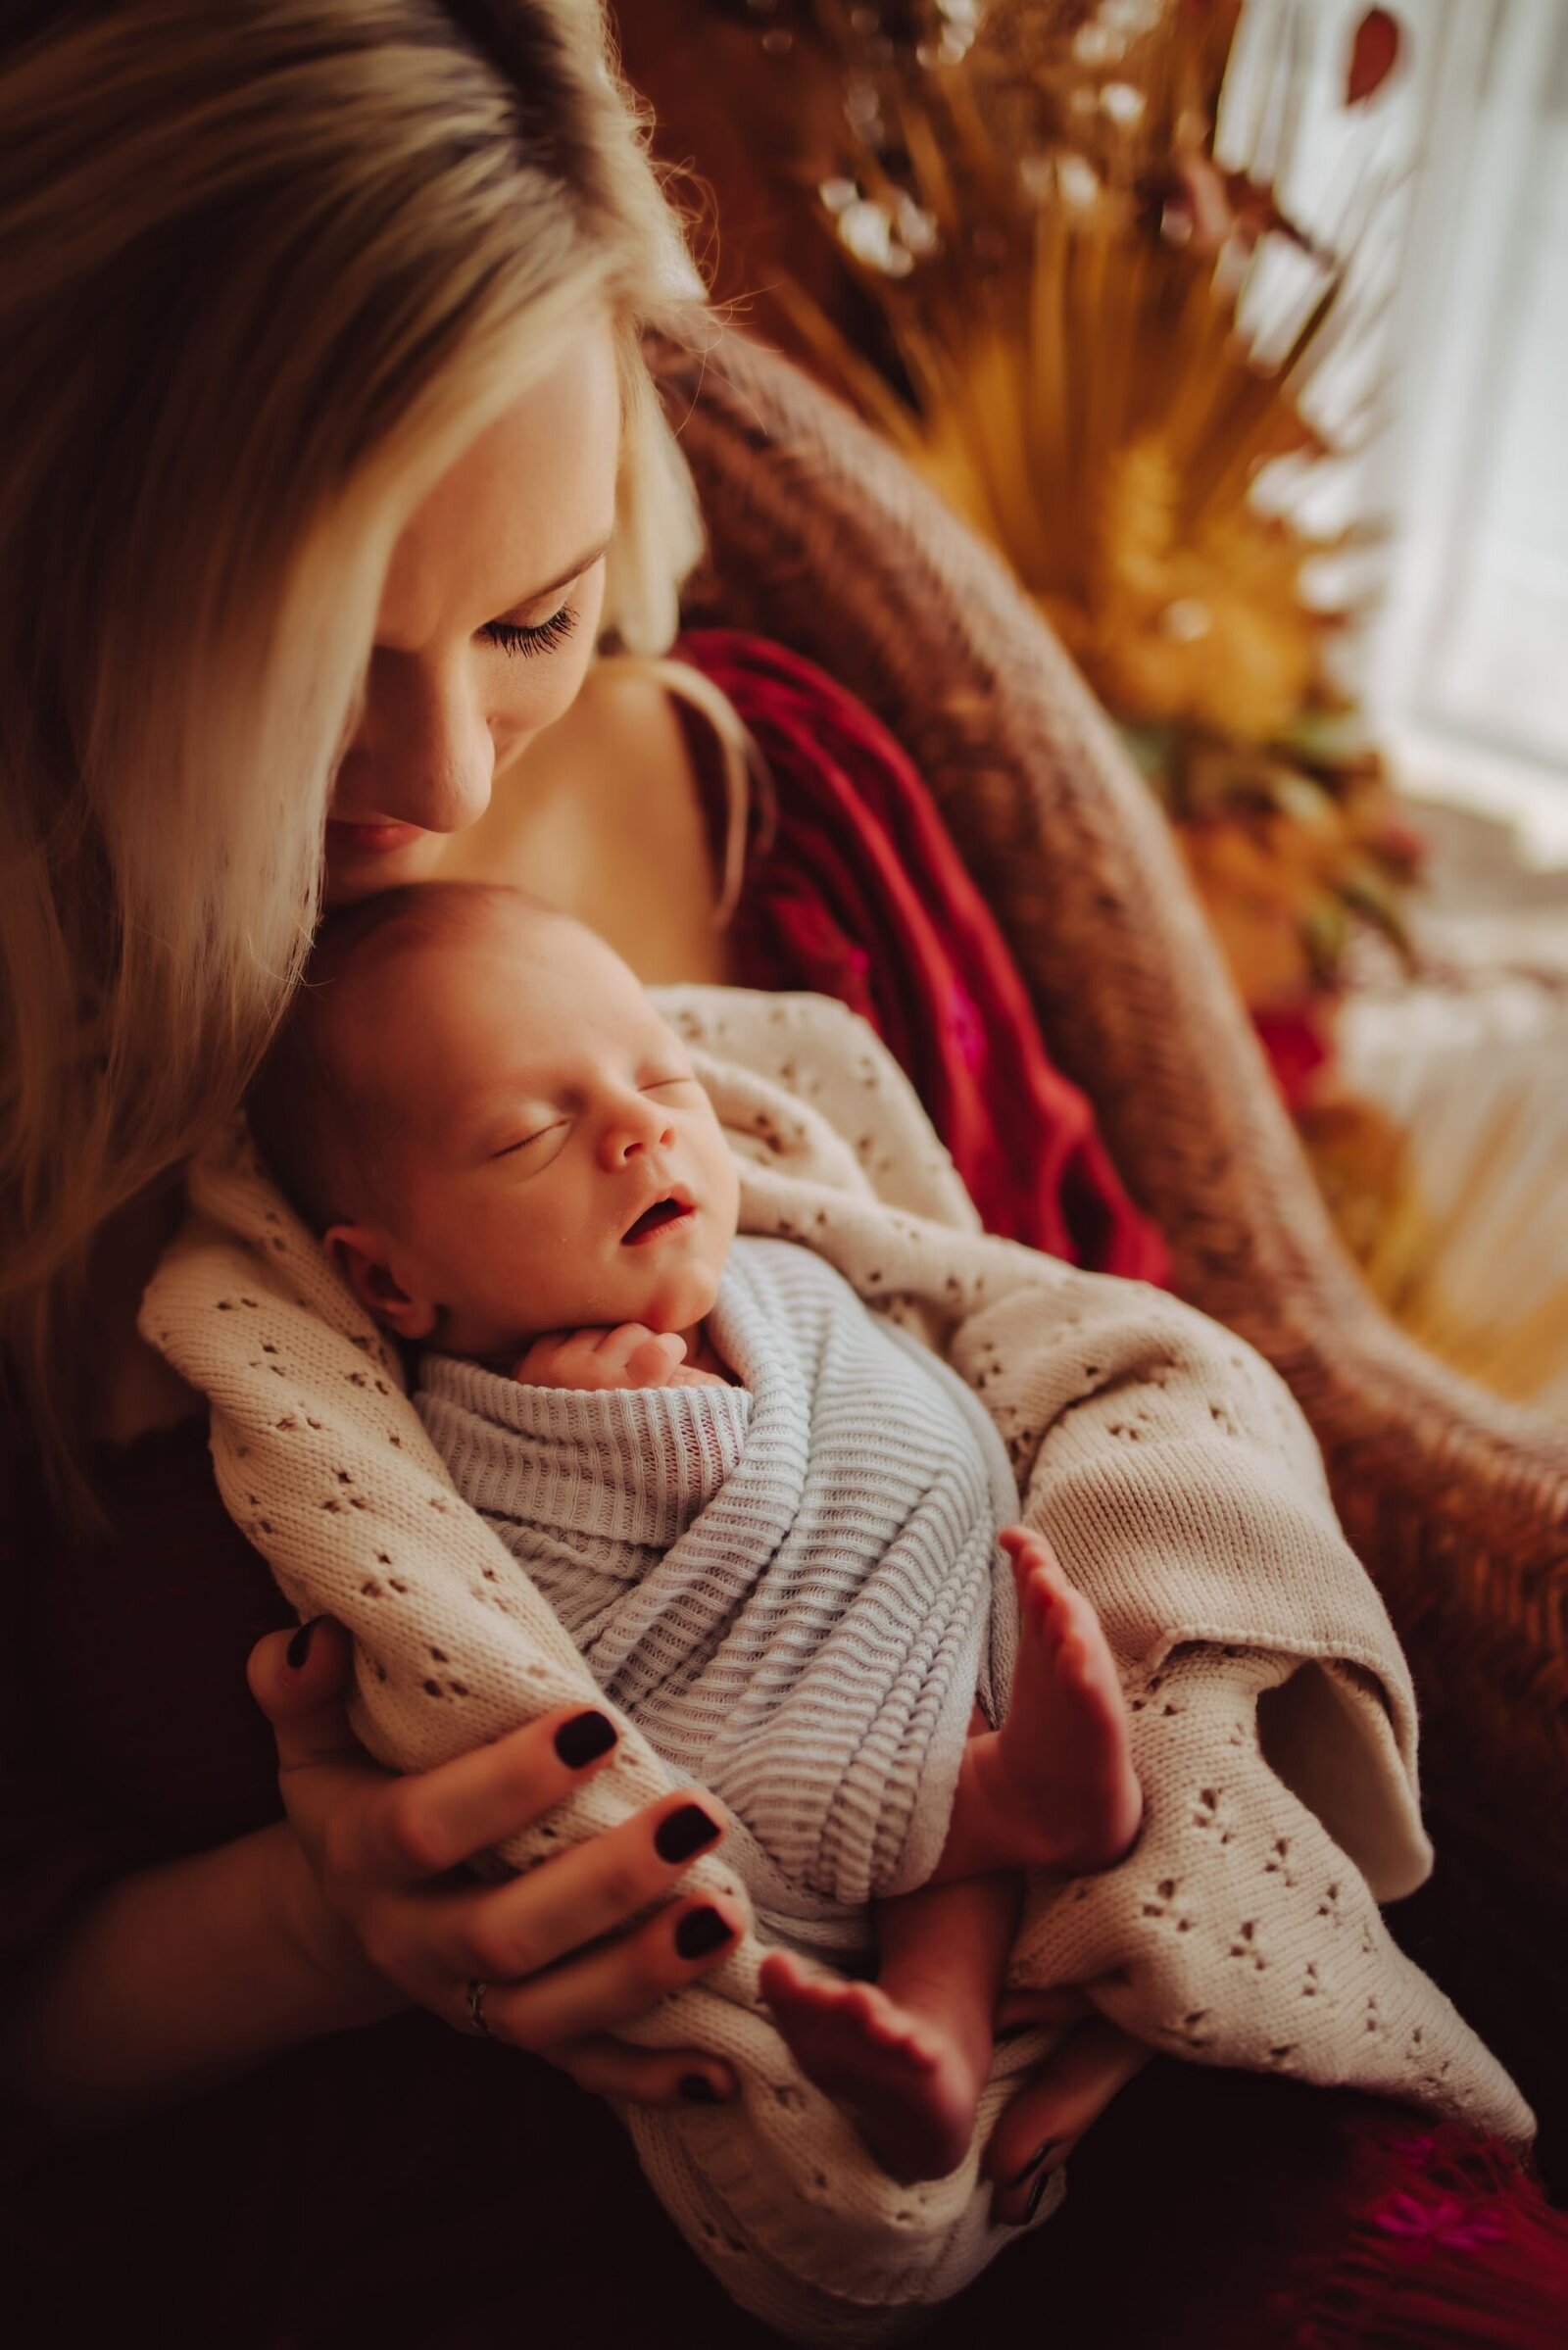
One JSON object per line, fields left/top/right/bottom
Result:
{"left": 466, "top": 1978, "right": 491, "bottom": 2037}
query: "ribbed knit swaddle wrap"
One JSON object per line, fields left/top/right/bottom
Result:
{"left": 142, "top": 987, "right": 1531, "bottom": 2347}
{"left": 416, "top": 1237, "right": 1020, "bottom": 1952}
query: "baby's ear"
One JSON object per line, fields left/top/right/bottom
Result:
{"left": 323, "top": 1225, "right": 438, "bottom": 1341}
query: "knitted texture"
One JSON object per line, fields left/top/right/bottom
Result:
{"left": 416, "top": 1235, "right": 1021, "bottom": 1942}
{"left": 141, "top": 987, "right": 1532, "bottom": 2346}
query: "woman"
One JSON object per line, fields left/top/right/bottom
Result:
{"left": 3, "top": 6, "right": 1560, "bottom": 2344}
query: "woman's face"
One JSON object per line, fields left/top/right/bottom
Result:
{"left": 325, "top": 321, "right": 621, "bottom": 906}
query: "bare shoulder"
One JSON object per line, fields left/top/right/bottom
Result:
{"left": 579, "top": 663, "right": 730, "bottom": 983}
{"left": 572, "top": 657, "right": 703, "bottom": 769}
{"left": 462, "top": 657, "right": 733, "bottom": 986}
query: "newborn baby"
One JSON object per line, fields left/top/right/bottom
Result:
{"left": 248, "top": 879, "right": 1142, "bottom": 2181}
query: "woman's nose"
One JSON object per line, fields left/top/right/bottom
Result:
{"left": 349, "top": 654, "right": 496, "bottom": 834}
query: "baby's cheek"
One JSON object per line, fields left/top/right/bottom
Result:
{"left": 420, "top": 1196, "right": 518, "bottom": 1308}
{"left": 484, "top": 1215, "right": 556, "bottom": 1298}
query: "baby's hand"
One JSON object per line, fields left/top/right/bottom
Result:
{"left": 514, "top": 1325, "right": 723, "bottom": 1392}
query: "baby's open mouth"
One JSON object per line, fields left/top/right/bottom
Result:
{"left": 621, "top": 1195, "right": 695, "bottom": 1246}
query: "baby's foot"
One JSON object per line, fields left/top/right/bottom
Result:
{"left": 760, "top": 1952, "right": 985, "bottom": 2183}
{"left": 951, "top": 1529, "right": 1143, "bottom": 1879}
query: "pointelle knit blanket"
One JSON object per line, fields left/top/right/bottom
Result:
{"left": 141, "top": 986, "right": 1530, "bottom": 2346}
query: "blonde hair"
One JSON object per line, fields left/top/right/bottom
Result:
{"left": 0, "top": 0, "right": 722, "bottom": 1522}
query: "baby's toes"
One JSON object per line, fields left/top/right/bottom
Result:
{"left": 761, "top": 1952, "right": 832, "bottom": 2010}
{"left": 1006, "top": 1525, "right": 1066, "bottom": 1591}
{"left": 1054, "top": 1600, "right": 1126, "bottom": 1711}
{"left": 1054, "top": 1629, "right": 1093, "bottom": 1689}
{"left": 1022, "top": 1559, "right": 1071, "bottom": 1640}
{"left": 847, "top": 1983, "right": 893, "bottom": 2034}
{"left": 856, "top": 1988, "right": 937, "bottom": 2066}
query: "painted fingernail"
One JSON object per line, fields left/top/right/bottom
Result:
{"left": 1004, "top": 2136, "right": 1059, "bottom": 2190}
{"left": 554, "top": 1710, "right": 616, "bottom": 1768}
{"left": 286, "top": 1617, "right": 324, "bottom": 1671}
{"left": 679, "top": 2072, "right": 721, "bottom": 2103}
{"left": 1024, "top": 2165, "right": 1054, "bottom": 2222}
{"left": 655, "top": 1804, "right": 721, "bottom": 1864}
{"left": 674, "top": 1906, "right": 734, "bottom": 1960}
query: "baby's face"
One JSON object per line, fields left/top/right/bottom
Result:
{"left": 335, "top": 908, "right": 740, "bottom": 1359}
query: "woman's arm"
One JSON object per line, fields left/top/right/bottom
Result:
{"left": 4, "top": 1620, "right": 749, "bottom": 2150}
{"left": 4, "top": 1817, "right": 396, "bottom": 2141}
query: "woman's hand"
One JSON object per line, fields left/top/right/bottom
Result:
{"left": 248, "top": 1617, "right": 746, "bottom": 2108}
{"left": 982, "top": 1989, "right": 1152, "bottom": 2224}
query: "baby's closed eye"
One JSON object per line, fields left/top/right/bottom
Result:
{"left": 491, "top": 1120, "right": 565, "bottom": 1160}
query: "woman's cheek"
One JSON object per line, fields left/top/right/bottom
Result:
{"left": 546, "top": 566, "right": 610, "bottom": 722}
{"left": 501, "top": 568, "right": 608, "bottom": 745}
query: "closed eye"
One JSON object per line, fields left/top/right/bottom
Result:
{"left": 481, "top": 607, "right": 578, "bottom": 659}
{"left": 491, "top": 1121, "right": 565, "bottom": 1159}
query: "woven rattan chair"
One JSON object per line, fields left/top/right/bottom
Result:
{"left": 654, "top": 331, "right": 1568, "bottom": 1963}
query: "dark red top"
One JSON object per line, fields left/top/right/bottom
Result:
{"left": 4, "top": 636, "right": 1562, "bottom": 2350}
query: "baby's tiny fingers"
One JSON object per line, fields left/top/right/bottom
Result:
{"left": 514, "top": 1330, "right": 569, "bottom": 1367}
{"left": 588, "top": 1322, "right": 660, "bottom": 1355}
{"left": 622, "top": 1332, "right": 686, "bottom": 1386}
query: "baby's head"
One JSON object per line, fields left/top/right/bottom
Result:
{"left": 247, "top": 882, "right": 740, "bottom": 1360}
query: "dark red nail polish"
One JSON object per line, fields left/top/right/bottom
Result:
{"left": 655, "top": 1804, "right": 720, "bottom": 1864}
{"left": 1004, "top": 2136, "right": 1059, "bottom": 2190}
{"left": 554, "top": 1710, "right": 616, "bottom": 1768}
{"left": 674, "top": 1906, "right": 733, "bottom": 1961}
{"left": 679, "top": 2073, "right": 720, "bottom": 2103}
{"left": 286, "top": 1617, "right": 324, "bottom": 1671}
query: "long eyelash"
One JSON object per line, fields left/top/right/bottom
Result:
{"left": 483, "top": 606, "right": 578, "bottom": 659}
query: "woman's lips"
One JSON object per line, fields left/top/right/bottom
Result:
{"left": 325, "top": 817, "right": 425, "bottom": 857}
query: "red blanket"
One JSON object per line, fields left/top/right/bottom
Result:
{"left": 674, "top": 629, "right": 1170, "bottom": 1285}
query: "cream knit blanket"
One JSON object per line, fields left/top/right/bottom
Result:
{"left": 142, "top": 986, "right": 1531, "bottom": 2346}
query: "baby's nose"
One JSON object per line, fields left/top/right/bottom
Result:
{"left": 600, "top": 1097, "right": 675, "bottom": 1167}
